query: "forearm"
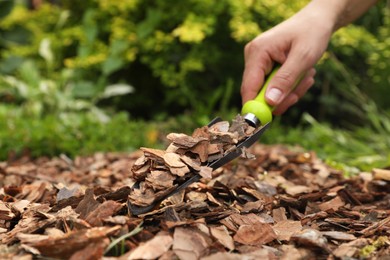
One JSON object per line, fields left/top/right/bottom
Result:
{"left": 300, "top": 0, "right": 379, "bottom": 32}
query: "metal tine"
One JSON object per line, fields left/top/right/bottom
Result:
{"left": 208, "top": 122, "right": 270, "bottom": 170}
{"left": 207, "top": 117, "right": 223, "bottom": 127}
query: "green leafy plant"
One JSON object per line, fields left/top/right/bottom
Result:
{"left": 1, "top": 1, "right": 387, "bottom": 121}
{"left": 0, "top": 36, "right": 142, "bottom": 159}
{"left": 104, "top": 222, "right": 143, "bottom": 256}
{"left": 0, "top": 0, "right": 13, "bottom": 19}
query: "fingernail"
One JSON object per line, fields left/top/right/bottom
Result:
{"left": 267, "top": 88, "right": 282, "bottom": 103}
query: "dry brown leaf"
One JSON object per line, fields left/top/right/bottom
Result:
{"left": 333, "top": 243, "right": 358, "bottom": 258}
{"left": 210, "top": 225, "right": 235, "bottom": 251}
{"left": 285, "top": 185, "right": 312, "bottom": 196}
{"left": 10, "top": 200, "right": 29, "bottom": 215}
{"left": 210, "top": 132, "right": 238, "bottom": 145}
{"left": 2, "top": 213, "right": 55, "bottom": 244}
{"left": 167, "top": 189, "right": 185, "bottom": 205}
{"left": 22, "top": 182, "right": 48, "bottom": 203}
{"left": 44, "top": 228, "right": 65, "bottom": 238}
{"left": 169, "top": 165, "right": 190, "bottom": 177}
{"left": 180, "top": 155, "right": 201, "bottom": 171}
{"left": 132, "top": 155, "right": 147, "bottom": 168}
{"left": 85, "top": 200, "right": 122, "bottom": 226}
{"left": 201, "top": 252, "right": 242, "bottom": 260}
{"left": 140, "top": 148, "right": 166, "bottom": 163}
{"left": 280, "top": 245, "right": 314, "bottom": 260}
{"left": 69, "top": 238, "right": 109, "bottom": 260}
{"left": 190, "top": 127, "right": 210, "bottom": 163}
{"left": 128, "top": 232, "right": 173, "bottom": 260}
{"left": 55, "top": 205, "right": 79, "bottom": 220}
{"left": 202, "top": 249, "right": 275, "bottom": 260}
{"left": 56, "top": 187, "right": 81, "bottom": 202}
{"left": 233, "top": 223, "right": 276, "bottom": 245}
{"left": 27, "top": 226, "right": 120, "bottom": 258}
{"left": 166, "top": 133, "right": 207, "bottom": 148}
{"left": 17, "top": 233, "right": 49, "bottom": 244}
{"left": 209, "top": 121, "right": 230, "bottom": 133}
{"left": 0, "top": 201, "right": 15, "bottom": 221}
{"left": 145, "top": 170, "right": 175, "bottom": 190}
{"left": 272, "top": 207, "right": 288, "bottom": 223}
{"left": 163, "top": 217, "right": 206, "bottom": 230}
{"left": 75, "top": 189, "right": 100, "bottom": 219}
{"left": 241, "top": 200, "right": 264, "bottom": 213}
{"left": 321, "top": 231, "right": 357, "bottom": 241}
{"left": 173, "top": 227, "right": 211, "bottom": 260}
{"left": 206, "top": 192, "right": 222, "bottom": 206}
{"left": 290, "top": 229, "right": 329, "bottom": 251}
{"left": 318, "top": 196, "right": 345, "bottom": 212}
{"left": 132, "top": 163, "right": 150, "bottom": 180}
{"left": 128, "top": 186, "right": 156, "bottom": 207}
{"left": 240, "top": 147, "right": 256, "bottom": 159}
{"left": 186, "top": 191, "right": 208, "bottom": 202}
{"left": 272, "top": 220, "right": 302, "bottom": 241}
{"left": 221, "top": 213, "right": 269, "bottom": 232}
{"left": 3, "top": 185, "right": 23, "bottom": 197}
{"left": 207, "top": 144, "right": 221, "bottom": 155}
{"left": 163, "top": 153, "right": 186, "bottom": 168}
{"left": 156, "top": 251, "right": 177, "bottom": 260}
{"left": 199, "top": 166, "right": 213, "bottom": 179}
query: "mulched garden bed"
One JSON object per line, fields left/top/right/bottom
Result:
{"left": 1, "top": 141, "right": 389, "bottom": 259}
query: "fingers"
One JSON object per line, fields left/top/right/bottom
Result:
{"left": 273, "top": 68, "right": 316, "bottom": 115}
{"left": 265, "top": 46, "right": 316, "bottom": 106}
{"left": 240, "top": 59, "right": 266, "bottom": 104}
{"left": 240, "top": 39, "right": 283, "bottom": 104}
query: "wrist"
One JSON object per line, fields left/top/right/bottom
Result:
{"left": 303, "top": 0, "right": 378, "bottom": 31}
{"left": 300, "top": 0, "right": 347, "bottom": 32}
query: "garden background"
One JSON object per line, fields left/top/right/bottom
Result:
{"left": 0, "top": 0, "right": 389, "bottom": 174}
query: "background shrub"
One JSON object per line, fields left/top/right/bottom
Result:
{"left": 1, "top": 0, "right": 388, "bottom": 121}
{"left": 0, "top": 0, "right": 389, "bottom": 169}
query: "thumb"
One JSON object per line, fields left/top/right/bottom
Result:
{"left": 265, "top": 54, "right": 310, "bottom": 106}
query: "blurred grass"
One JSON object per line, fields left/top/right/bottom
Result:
{"left": 264, "top": 114, "right": 390, "bottom": 175}
{"left": 0, "top": 110, "right": 157, "bottom": 159}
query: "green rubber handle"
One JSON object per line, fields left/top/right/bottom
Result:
{"left": 241, "top": 66, "right": 280, "bottom": 125}
{"left": 241, "top": 65, "right": 302, "bottom": 125}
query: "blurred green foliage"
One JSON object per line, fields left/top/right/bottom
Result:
{"left": 0, "top": 0, "right": 389, "bottom": 170}
{"left": 1, "top": 0, "right": 389, "bottom": 119}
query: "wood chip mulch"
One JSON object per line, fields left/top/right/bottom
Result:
{"left": 0, "top": 137, "right": 389, "bottom": 259}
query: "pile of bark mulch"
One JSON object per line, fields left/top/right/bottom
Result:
{"left": 1, "top": 144, "right": 389, "bottom": 259}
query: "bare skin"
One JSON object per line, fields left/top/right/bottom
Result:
{"left": 241, "top": 0, "right": 379, "bottom": 115}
